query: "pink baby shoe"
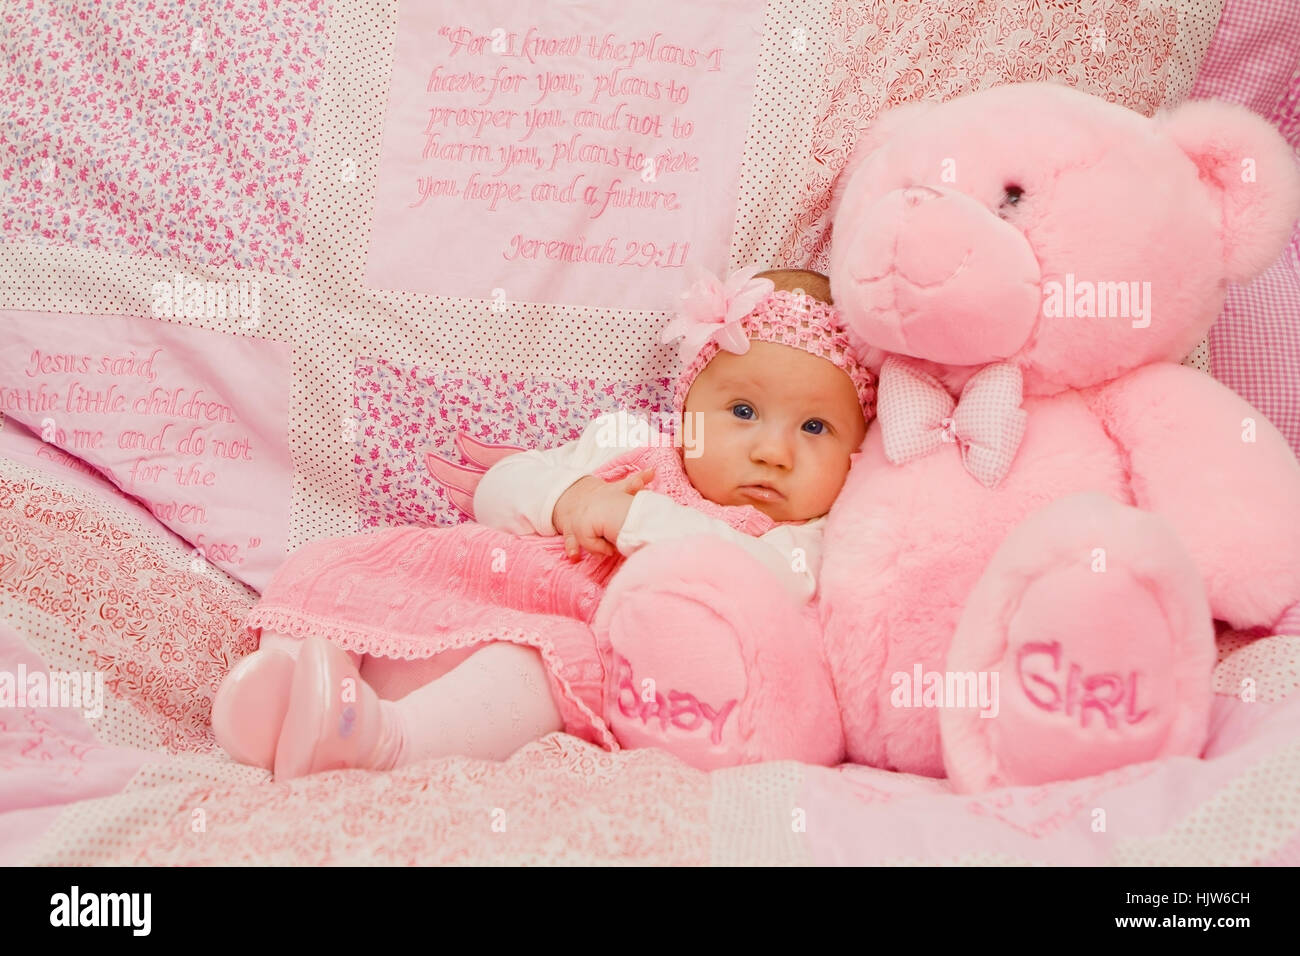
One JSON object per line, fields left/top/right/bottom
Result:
{"left": 212, "top": 648, "right": 297, "bottom": 770}
{"left": 273, "top": 637, "right": 390, "bottom": 780}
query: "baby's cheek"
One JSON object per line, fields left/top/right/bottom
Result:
{"left": 812, "top": 448, "right": 853, "bottom": 509}
{"left": 691, "top": 424, "right": 731, "bottom": 476}
{"left": 683, "top": 441, "right": 723, "bottom": 495}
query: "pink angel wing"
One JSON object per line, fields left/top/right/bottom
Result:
{"left": 424, "top": 433, "right": 529, "bottom": 519}
{"left": 424, "top": 453, "right": 487, "bottom": 518}
{"left": 443, "top": 485, "right": 477, "bottom": 517}
{"left": 455, "top": 432, "right": 526, "bottom": 469}
{"left": 424, "top": 454, "right": 483, "bottom": 495}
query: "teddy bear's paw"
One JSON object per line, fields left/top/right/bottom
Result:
{"left": 940, "top": 493, "right": 1216, "bottom": 793}
{"left": 593, "top": 536, "right": 842, "bottom": 770}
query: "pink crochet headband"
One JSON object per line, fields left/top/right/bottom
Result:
{"left": 661, "top": 265, "right": 877, "bottom": 425}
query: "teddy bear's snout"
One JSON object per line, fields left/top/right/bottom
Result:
{"left": 902, "top": 185, "right": 943, "bottom": 206}
{"left": 830, "top": 183, "right": 1043, "bottom": 366}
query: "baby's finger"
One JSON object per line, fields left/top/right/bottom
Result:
{"left": 578, "top": 531, "right": 615, "bottom": 556}
{"left": 620, "top": 467, "right": 656, "bottom": 492}
{"left": 564, "top": 532, "right": 580, "bottom": 559}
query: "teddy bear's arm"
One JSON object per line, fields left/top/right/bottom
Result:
{"left": 1089, "top": 362, "right": 1300, "bottom": 631}
{"left": 615, "top": 491, "right": 819, "bottom": 604}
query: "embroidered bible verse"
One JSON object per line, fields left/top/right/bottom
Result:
{"left": 364, "top": 0, "right": 764, "bottom": 310}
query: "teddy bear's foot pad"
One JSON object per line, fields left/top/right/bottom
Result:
{"left": 941, "top": 493, "right": 1215, "bottom": 793}
{"left": 593, "top": 535, "right": 843, "bottom": 770}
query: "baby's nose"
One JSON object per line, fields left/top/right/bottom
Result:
{"left": 752, "top": 433, "right": 794, "bottom": 468}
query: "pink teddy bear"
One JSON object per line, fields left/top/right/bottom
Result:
{"left": 821, "top": 81, "right": 1300, "bottom": 792}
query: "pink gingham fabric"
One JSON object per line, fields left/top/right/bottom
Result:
{"left": 1277, "top": 602, "right": 1300, "bottom": 636}
{"left": 877, "top": 356, "right": 1027, "bottom": 488}
{"left": 1189, "top": 0, "right": 1300, "bottom": 457}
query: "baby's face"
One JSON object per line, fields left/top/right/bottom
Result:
{"left": 681, "top": 341, "right": 868, "bottom": 523}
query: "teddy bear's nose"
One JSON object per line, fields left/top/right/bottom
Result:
{"left": 902, "top": 186, "right": 943, "bottom": 206}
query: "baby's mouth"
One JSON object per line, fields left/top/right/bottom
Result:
{"left": 737, "top": 484, "right": 784, "bottom": 503}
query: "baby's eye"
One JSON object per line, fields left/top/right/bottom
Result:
{"left": 731, "top": 404, "right": 755, "bottom": 420}
{"left": 803, "top": 419, "right": 826, "bottom": 435}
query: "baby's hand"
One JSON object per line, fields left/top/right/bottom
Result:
{"left": 552, "top": 468, "right": 655, "bottom": 559}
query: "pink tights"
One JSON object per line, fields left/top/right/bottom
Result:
{"left": 259, "top": 633, "right": 564, "bottom": 766}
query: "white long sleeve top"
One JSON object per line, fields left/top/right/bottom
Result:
{"left": 472, "top": 411, "right": 826, "bottom": 604}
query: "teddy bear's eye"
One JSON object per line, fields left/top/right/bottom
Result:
{"left": 1002, "top": 185, "right": 1024, "bottom": 206}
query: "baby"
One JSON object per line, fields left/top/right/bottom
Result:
{"left": 213, "top": 265, "right": 876, "bottom": 779}
{"left": 477, "top": 266, "right": 874, "bottom": 603}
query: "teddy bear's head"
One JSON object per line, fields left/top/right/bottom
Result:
{"left": 827, "top": 82, "right": 1300, "bottom": 395}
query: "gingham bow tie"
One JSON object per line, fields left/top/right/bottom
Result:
{"left": 877, "top": 356, "right": 1027, "bottom": 488}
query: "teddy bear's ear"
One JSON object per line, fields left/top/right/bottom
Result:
{"left": 829, "top": 100, "right": 939, "bottom": 224}
{"left": 1157, "top": 98, "right": 1300, "bottom": 283}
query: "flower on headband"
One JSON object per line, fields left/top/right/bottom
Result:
{"left": 661, "top": 264, "right": 775, "bottom": 364}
